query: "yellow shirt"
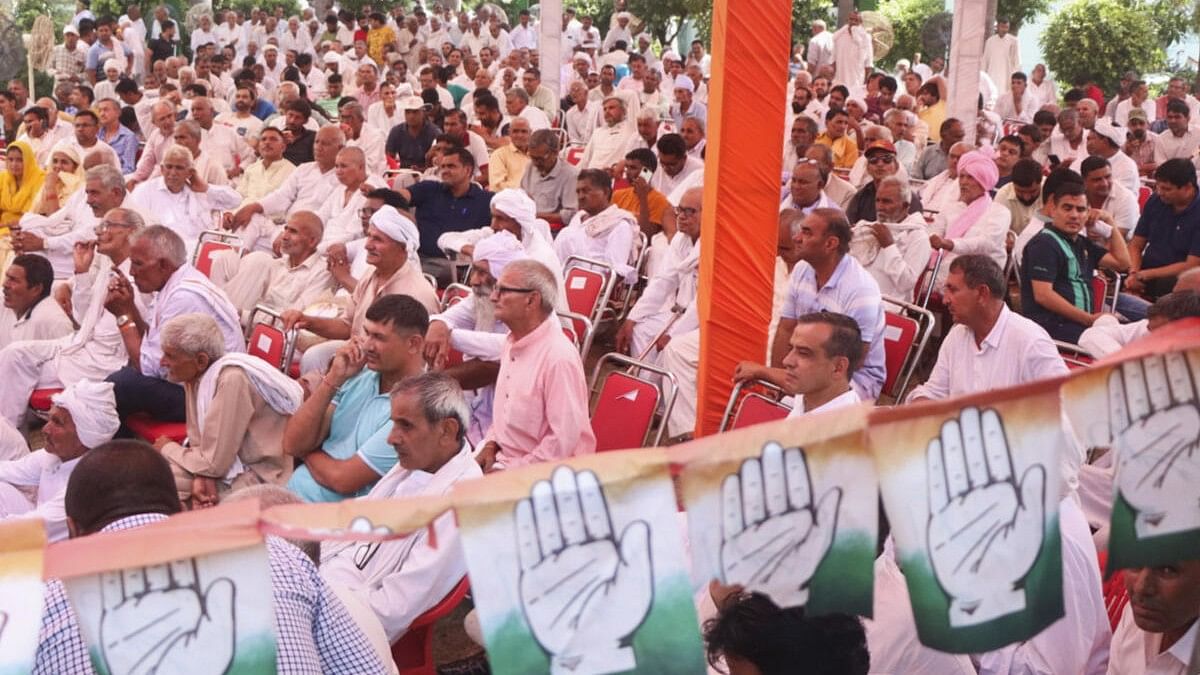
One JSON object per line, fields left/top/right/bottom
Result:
{"left": 920, "top": 100, "right": 947, "bottom": 143}
{"left": 815, "top": 133, "right": 860, "bottom": 170}
{"left": 487, "top": 143, "right": 531, "bottom": 191}
{"left": 367, "top": 27, "right": 396, "bottom": 66}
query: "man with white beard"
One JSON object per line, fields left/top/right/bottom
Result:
{"left": 422, "top": 233, "right": 525, "bottom": 444}
{"left": 849, "top": 176, "right": 933, "bottom": 301}
{"left": 919, "top": 141, "right": 970, "bottom": 215}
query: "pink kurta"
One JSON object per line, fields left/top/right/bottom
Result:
{"left": 487, "top": 315, "right": 595, "bottom": 468}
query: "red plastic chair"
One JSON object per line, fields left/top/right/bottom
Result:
{"left": 565, "top": 144, "right": 586, "bottom": 166}
{"left": 558, "top": 311, "right": 594, "bottom": 356}
{"left": 1098, "top": 551, "right": 1130, "bottom": 631}
{"left": 1137, "top": 185, "right": 1151, "bottom": 212}
{"left": 589, "top": 353, "right": 677, "bottom": 450}
{"left": 881, "top": 297, "right": 935, "bottom": 402}
{"left": 246, "top": 306, "right": 298, "bottom": 373}
{"left": 719, "top": 379, "right": 791, "bottom": 432}
{"left": 1055, "top": 340, "right": 1096, "bottom": 370}
{"left": 125, "top": 413, "right": 187, "bottom": 443}
{"left": 192, "top": 230, "right": 243, "bottom": 279}
{"left": 390, "top": 577, "right": 471, "bottom": 674}
{"left": 563, "top": 257, "right": 615, "bottom": 329}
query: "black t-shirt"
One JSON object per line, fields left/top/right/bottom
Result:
{"left": 147, "top": 37, "right": 177, "bottom": 64}
{"left": 1020, "top": 225, "right": 1108, "bottom": 341}
{"left": 282, "top": 128, "right": 315, "bottom": 165}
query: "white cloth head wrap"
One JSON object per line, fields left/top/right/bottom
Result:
{"left": 369, "top": 205, "right": 421, "bottom": 252}
{"left": 491, "top": 188, "right": 554, "bottom": 244}
{"left": 103, "top": 58, "right": 120, "bottom": 73}
{"left": 51, "top": 381, "right": 119, "bottom": 449}
{"left": 673, "top": 74, "right": 694, "bottom": 92}
{"left": 472, "top": 230, "right": 525, "bottom": 279}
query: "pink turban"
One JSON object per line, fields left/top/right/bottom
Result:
{"left": 955, "top": 148, "right": 999, "bottom": 193}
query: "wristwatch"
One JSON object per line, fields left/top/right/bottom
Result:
{"left": 116, "top": 314, "right": 133, "bottom": 328}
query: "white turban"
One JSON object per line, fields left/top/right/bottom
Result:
{"left": 472, "top": 230, "right": 525, "bottom": 279}
{"left": 662, "top": 49, "right": 681, "bottom": 63}
{"left": 491, "top": 188, "right": 554, "bottom": 244}
{"left": 369, "top": 205, "right": 420, "bottom": 252}
{"left": 1091, "top": 119, "right": 1126, "bottom": 149}
{"left": 673, "top": 75, "right": 694, "bottom": 93}
{"left": 51, "top": 381, "right": 119, "bottom": 449}
{"left": 103, "top": 58, "right": 120, "bottom": 73}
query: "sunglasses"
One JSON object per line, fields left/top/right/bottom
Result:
{"left": 868, "top": 154, "right": 896, "bottom": 165}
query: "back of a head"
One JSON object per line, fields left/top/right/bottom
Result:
{"left": 65, "top": 440, "right": 183, "bottom": 536}
{"left": 505, "top": 259, "right": 558, "bottom": 313}
{"left": 133, "top": 224, "right": 188, "bottom": 268}
{"left": 704, "top": 592, "right": 869, "bottom": 675}
{"left": 1042, "top": 167, "right": 1084, "bottom": 203}
{"left": 1147, "top": 290, "right": 1200, "bottom": 325}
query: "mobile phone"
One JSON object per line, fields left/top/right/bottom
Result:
{"left": 640, "top": 168, "right": 653, "bottom": 183}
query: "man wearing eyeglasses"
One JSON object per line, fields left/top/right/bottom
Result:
{"left": 845, "top": 140, "right": 923, "bottom": 224}
{"left": 476, "top": 259, "right": 595, "bottom": 472}
{"left": 0, "top": 206, "right": 153, "bottom": 426}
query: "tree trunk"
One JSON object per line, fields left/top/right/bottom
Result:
{"left": 838, "top": 0, "right": 854, "bottom": 26}
{"left": 985, "top": 0, "right": 997, "bottom": 38}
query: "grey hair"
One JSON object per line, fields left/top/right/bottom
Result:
{"left": 866, "top": 125, "right": 894, "bottom": 142}
{"left": 603, "top": 95, "right": 627, "bottom": 111}
{"left": 528, "top": 129, "right": 560, "bottom": 152}
{"left": 160, "top": 313, "right": 226, "bottom": 360}
{"left": 636, "top": 109, "right": 658, "bottom": 124}
{"left": 340, "top": 101, "right": 364, "bottom": 117}
{"left": 151, "top": 100, "right": 175, "bottom": 116}
{"left": 506, "top": 259, "right": 557, "bottom": 313}
{"left": 316, "top": 124, "right": 347, "bottom": 146}
{"left": 337, "top": 145, "right": 365, "bottom": 168}
{"left": 682, "top": 115, "right": 705, "bottom": 134}
{"left": 175, "top": 119, "right": 202, "bottom": 141}
{"left": 86, "top": 164, "right": 126, "bottom": 192}
{"left": 506, "top": 87, "right": 530, "bottom": 103}
{"left": 224, "top": 485, "right": 319, "bottom": 564}
{"left": 390, "top": 372, "right": 471, "bottom": 446}
{"left": 163, "top": 144, "right": 195, "bottom": 167}
{"left": 132, "top": 224, "right": 187, "bottom": 267}
{"left": 878, "top": 175, "right": 912, "bottom": 204}
{"left": 780, "top": 208, "right": 802, "bottom": 235}
{"left": 883, "top": 108, "right": 907, "bottom": 124}
{"left": 103, "top": 207, "right": 145, "bottom": 231}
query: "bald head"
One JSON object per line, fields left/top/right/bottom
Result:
{"left": 1175, "top": 268, "right": 1200, "bottom": 292}
{"left": 289, "top": 210, "right": 324, "bottom": 240}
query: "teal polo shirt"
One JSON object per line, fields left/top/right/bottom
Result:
{"left": 287, "top": 370, "right": 398, "bottom": 503}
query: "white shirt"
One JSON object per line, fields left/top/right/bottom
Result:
{"left": 348, "top": 124, "right": 387, "bottom": 177}
{"left": 1107, "top": 605, "right": 1197, "bottom": 675}
{"left": 0, "top": 450, "right": 82, "bottom": 542}
{"left": 18, "top": 188, "right": 101, "bottom": 278}
{"left": 628, "top": 234, "right": 699, "bottom": 336}
{"left": 919, "top": 170, "right": 960, "bottom": 215}
{"left": 553, "top": 205, "right": 639, "bottom": 282}
{"left": 1153, "top": 126, "right": 1200, "bottom": 164}
{"left": 579, "top": 122, "right": 640, "bottom": 170}
{"left": 1071, "top": 151, "right": 1140, "bottom": 196}
{"left": 1115, "top": 98, "right": 1158, "bottom": 126}
{"left": 785, "top": 388, "right": 860, "bottom": 417}
{"left": 140, "top": 265, "right": 244, "bottom": 377}
{"left": 129, "top": 178, "right": 242, "bottom": 255}
{"left": 200, "top": 122, "right": 252, "bottom": 172}
{"left": 509, "top": 23, "right": 539, "bottom": 51}
{"left": 565, "top": 102, "right": 598, "bottom": 145}
{"left": 807, "top": 30, "right": 834, "bottom": 71}
{"left": 1031, "top": 78, "right": 1058, "bottom": 109}
{"left": 516, "top": 104, "right": 551, "bottom": 131}
{"left": 1079, "top": 315, "right": 1150, "bottom": 358}
{"left": 994, "top": 89, "right": 1040, "bottom": 123}
{"left": 0, "top": 299, "right": 72, "bottom": 349}
{"left": 216, "top": 112, "right": 265, "bottom": 141}
{"left": 651, "top": 156, "right": 704, "bottom": 197}
{"left": 908, "top": 305, "right": 1066, "bottom": 401}
{"left": 982, "top": 33, "right": 1020, "bottom": 94}
{"left": 316, "top": 183, "right": 373, "bottom": 247}
{"left": 851, "top": 213, "right": 934, "bottom": 302}
{"left": 831, "top": 25, "right": 873, "bottom": 88}
{"left": 257, "top": 161, "right": 340, "bottom": 216}
{"left": 365, "top": 101, "right": 403, "bottom": 135}
{"left": 320, "top": 443, "right": 481, "bottom": 642}
{"left": 929, "top": 199, "right": 1011, "bottom": 281}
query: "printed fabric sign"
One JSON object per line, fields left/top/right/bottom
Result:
{"left": 0, "top": 519, "right": 46, "bottom": 675}
{"left": 677, "top": 404, "right": 876, "bottom": 616}
{"left": 455, "top": 449, "right": 705, "bottom": 675}
{"left": 869, "top": 385, "right": 1064, "bottom": 653}
{"left": 1062, "top": 322, "right": 1200, "bottom": 570}
{"left": 49, "top": 501, "right": 278, "bottom": 675}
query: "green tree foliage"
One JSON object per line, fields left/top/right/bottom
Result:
{"left": 877, "top": 0, "right": 943, "bottom": 68}
{"left": 1142, "top": 0, "right": 1200, "bottom": 50}
{"left": 16, "top": 0, "right": 73, "bottom": 32}
{"left": 214, "top": 0, "right": 302, "bottom": 16}
{"left": 791, "top": 0, "right": 835, "bottom": 43}
{"left": 1041, "top": 0, "right": 1165, "bottom": 93}
{"left": 997, "top": 0, "right": 1052, "bottom": 33}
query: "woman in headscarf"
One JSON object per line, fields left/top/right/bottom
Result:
{"left": 0, "top": 141, "right": 46, "bottom": 274}
{"left": 928, "top": 147, "right": 1011, "bottom": 287}
{"left": 31, "top": 141, "right": 85, "bottom": 216}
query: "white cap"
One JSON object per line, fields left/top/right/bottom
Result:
{"left": 399, "top": 95, "right": 425, "bottom": 111}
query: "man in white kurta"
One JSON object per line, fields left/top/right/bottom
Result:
{"left": 320, "top": 374, "right": 482, "bottom": 643}
{"left": 982, "top": 21, "right": 1021, "bottom": 96}
{"left": 0, "top": 381, "right": 119, "bottom": 542}
{"left": 578, "top": 97, "right": 642, "bottom": 171}
{"left": 128, "top": 147, "right": 242, "bottom": 257}
{"left": 831, "top": 13, "right": 873, "bottom": 89}
{"left": 0, "top": 208, "right": 152, "bottom": 426}
{"left": 850, "top": 179, "right": 934, "bottom": 301}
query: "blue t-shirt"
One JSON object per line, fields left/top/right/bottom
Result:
{"left": 407, "top": 180, "right": 493, "bottom": 258}
{"left": 252, "top": 99, "right": 278, "bottom": 121}
{"left": 287, "top": 369, "right": 398, "bottom": 503}
{"left": 1133, "top": 193, "right": 1200, "bottom": 270}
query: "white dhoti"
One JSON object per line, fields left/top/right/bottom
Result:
{"left": 662, "top": 328, "right": 701, "bottom": 438}
{"left": 641, "top": 232, "right": 671, "bottom": 280}
{"left": 0, "top": 418, "right": 29, "bottom": 461}
{"left": 0, "top": 338, "right": 124, "bottom": 427}
{"left": 213, "top": 250, "right": 280, "bottom": 321}
{"left": 239, "top": 214, "right": 282, "bottom": 253}
{"left": 630, "top": 311, "right": 672, "bottom": 362}
{"left": 299, "top": 339, "right": 345, "bottom": 376}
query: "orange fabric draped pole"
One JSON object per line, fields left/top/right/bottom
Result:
{"left": 694, "top": 0, "right": 792, "bottom": 436}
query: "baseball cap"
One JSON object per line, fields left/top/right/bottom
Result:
{"left": 1127, "top": 108, "right": 1148, "bottom": 122}
{"left": 400, "top": 95, "right": 425, "bottom": 111}
{"left": 864, "top": 139, "right": 898, "bottom": 156}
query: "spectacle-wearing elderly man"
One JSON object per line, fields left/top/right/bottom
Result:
{"left": 519, "top": 129, "right": 580, "bottom": 228}
{"left": 0, "top": 380, "right": 118, "bottom": 541}
{"left": 128, "top": 145, "right": 242, "bottom": 257}
{"left": 32, "top": 440, "right": 390, "bottom": 674}
{"left": 616, "top": 185, "right": 702, "bottom": 362}
{"left": 849, "top": 175, "right": 933, "bottom": 301}
{"left": 476, "top": 260, "right": 595, "bottom": 471}
{"left": 285, "top": 295, "right": 429, "bottom": 503}
{"left": 103, "top": 225, "right": 244, "bottom": 427}
{"left": 927, "top": 148, "right": 1010, "bottom": 288}
{"left": 0, "top": 208, "right": 153, "bottom": 427}
{"left": 286, "top": 205, "right": 438, "bottom": 375}
{"left": 321, "top": 373, "right": 482, "bottom": 643}
{"left": 155, "top": 313, "right": 301, "bottom": 508}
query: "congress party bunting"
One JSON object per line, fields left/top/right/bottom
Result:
{"left": 676, "top": 403, "right": 876, "bottom": 617}
{"left": 0, "top": 519, "right": 46, "bottom": 675}
{"left": 1061, "top": 320, "right": 1200, "bottom": 571}
{"left": 453, "top": 449, "right": 706, "bottom": 675}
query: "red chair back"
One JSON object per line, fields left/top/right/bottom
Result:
{"left": 730, "top": 394, "right": 791, "bottom": 430}
{"left": 1137, "top": 185, "right": 1151, "bottom": 211}
{"left": 248, "top": 322, "right": 287, "bottom": 370}
{"left": 1091, "top": 274, "right": 1108, "bottom": 313}
{"left": 564, "top": 266, "right": 607, "bottom": 321}
{"left": 195, "top": 240, "right": 236, "bottom": 278}
{"left": 1098, "top": 552, "right": 1130, "bottom": 631}
{"left": 883, "top": 311, "right": 918, "bottom": 397}
{"left": 591, "top": 370, "right": 661, "bottom": 451}
{"left": 390, "top": 578, "right": 471, "bottom": 674}
{"left": 565, "top": 145, "right": 586, "bottom": 166}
